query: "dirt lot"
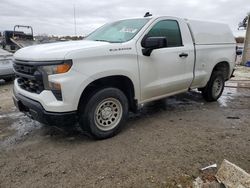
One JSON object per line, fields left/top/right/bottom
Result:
{"left": 0, "top": 67, "right": 250, "bottom": 188}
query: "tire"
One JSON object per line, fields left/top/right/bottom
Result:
{"left": 79, "top": 87, "right": 129, "bottom": 139}
{"left": 201, "top": 71, "right": 225, "bottom": 102}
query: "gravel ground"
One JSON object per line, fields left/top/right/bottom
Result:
{"left": 0, "top": 66, "right": 250, "bottom": 188}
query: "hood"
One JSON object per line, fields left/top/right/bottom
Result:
{"left": 14, "top": 40, "right": 109, "bottom": 61}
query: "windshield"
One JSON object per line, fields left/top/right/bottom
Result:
{"left": 86, "top": 18, "right": 150, "bottom": 43}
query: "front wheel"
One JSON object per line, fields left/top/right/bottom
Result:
{"left": 79, "top": 88, "right": 129, "bottom": 139}
{"left": 201, "top": 71, "right": 225, "bottom": 102}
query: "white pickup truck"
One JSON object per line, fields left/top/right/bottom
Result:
{"left": 13, "top": 16, "right": 236, "bottom": 139}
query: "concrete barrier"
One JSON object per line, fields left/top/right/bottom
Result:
{"left": 216, "top": 159, "right": 250, "bottom": 188}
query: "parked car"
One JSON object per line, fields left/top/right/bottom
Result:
{"left": 13, "top": 15, "right": 236, "bottom": 139}
{"left": 0, "top": 49, "right": 14, "bottom": 81}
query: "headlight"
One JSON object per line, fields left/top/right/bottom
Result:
{"left": 0, "top": 58, "right": 13, "bottom": 65}
{"left": 39, "top": 60, "right": 72, "bottom": 75}
{"left": 37, "top": 60, "right": 72, "bottom": 101}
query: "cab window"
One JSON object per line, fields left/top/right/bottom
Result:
{"left": 147, "top": 20, "right": 183, "bottom": 47}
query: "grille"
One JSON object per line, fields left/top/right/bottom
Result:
{"left": 13, "top": 63, "right": 36, "bottom": 75}
{"left": 13, "top": 61, "right": 44, "bottom": 94}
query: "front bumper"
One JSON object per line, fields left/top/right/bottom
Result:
{"left": 0, "top": 67, "right": 14, "bottom": 79}
{"left": 13, "top": 90, "right": 78, "bottom": 126}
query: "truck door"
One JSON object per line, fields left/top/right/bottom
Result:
{"left": 136, "top": 18, "right": 195, "bottom": 102}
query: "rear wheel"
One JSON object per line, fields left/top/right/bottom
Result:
{"left": 201, "top": 71, "right": 225, "bottom": 102}
{"left": 79, "top": 87, "right": 128, "bottom": 139}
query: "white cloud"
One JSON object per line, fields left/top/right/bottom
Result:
{"left": 0, "top": 0, "right": 249, "bottom": 36}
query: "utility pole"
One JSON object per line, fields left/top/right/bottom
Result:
{"left": 241, "top": 13, "right": 250, "bottom": 65}
{"left": 74, "top": 5, "right": 77, "bottom": 36}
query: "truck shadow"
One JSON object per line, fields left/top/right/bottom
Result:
{"left": 34, "top": 90, "right": 207, "bottom": 142}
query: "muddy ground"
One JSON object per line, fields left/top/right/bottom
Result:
{"left": 0, "top": 66, "right": 250, "bottom": 188}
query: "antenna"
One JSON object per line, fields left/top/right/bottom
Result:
{"left": 74, "top": 5, "right": 77, "bottom": 36}
{"left": 144, "top": 12, "right": 152, "bottom": 18}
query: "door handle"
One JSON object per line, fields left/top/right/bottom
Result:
{"left": 179, "top": 53, "right": 188, "bottom": 58}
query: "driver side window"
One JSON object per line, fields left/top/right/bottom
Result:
{"left": 147, "top": 20, "right": 183, "bottom": 47}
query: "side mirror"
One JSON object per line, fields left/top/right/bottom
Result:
{"left": 141, "top": 36, "right": 167, "bottom": 56}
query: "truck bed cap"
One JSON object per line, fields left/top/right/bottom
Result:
{"left": 186, "top": 19, "right": 235, "bottom": 45}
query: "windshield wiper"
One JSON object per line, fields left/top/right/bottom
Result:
{"left": 94, "top": 39, "right": 110, "bottom": 43}
{"left": 93, "top": 39, "right": 123, "bottom": 43}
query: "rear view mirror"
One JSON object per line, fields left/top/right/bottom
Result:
{"left": 141, "top": 36, "right": 167, "bottom": 56}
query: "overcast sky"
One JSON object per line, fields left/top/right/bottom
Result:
{"left": 0, "top": 0, "right": 249, "bottom": 37}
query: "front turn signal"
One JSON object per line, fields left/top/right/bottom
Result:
{"left": 39, "top": 60, "right": 72, "bottom": 75}
{"left": 56, "top": 63, "right": 72, "bottom": 74}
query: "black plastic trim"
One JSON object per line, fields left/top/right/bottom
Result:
{"left": 13, "top": 90, "right": 77, "bottom": 126}
{"left": 13, "top": 69, "right": 36, "bottom": 80}
{"left": 13, "top": 59, "right": 65, "bottom": 66}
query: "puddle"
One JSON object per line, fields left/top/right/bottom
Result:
{"left": 0, "top": 112, "right": 23, "bottom": 119}
{"left": 226, "top": 80, "right": 250, "bottom": 88}
{"left": 0, "top": 112, "right": 82, "bottom": 148}
{"left": 226, "top": 82, "right": 238, "bottom": 87}
{"left": 219, "top": 79, "right": 250, "bottom": 107}
{"left": 0, "top": 112, "right": 42, "bottom": 148}
{"left": 218, "top": 87, "right": 237, "bottom": 107}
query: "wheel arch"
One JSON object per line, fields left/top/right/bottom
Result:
{"left": 77, "top": 75, "right": 138, "bottom": 113}
{"left": 212, "top": 61, "right": 230, "bottom": 80}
